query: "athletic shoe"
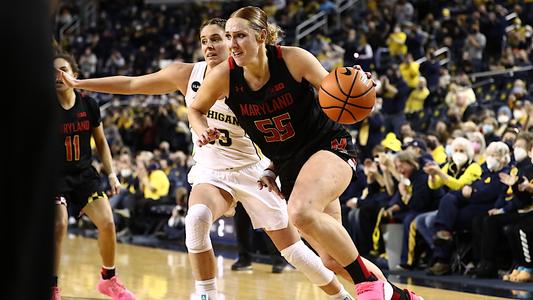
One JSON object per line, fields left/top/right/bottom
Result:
{"left": 231, "top": 257, "right": 252, "bottom": 271}
{"left": 355, "top": 280, "right": 393, "bottom": 300}
{"left": 405, "top": 289, "right": 424, "bottom": 300}
{"left": 97, "top": 276, "right": 135, "bottom": 300}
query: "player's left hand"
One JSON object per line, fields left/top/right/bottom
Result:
{"left": 257, "top": 169, "right": 285, "bottom": 199}
{"left": 108, "top": 173, "right": 121, "bottom": 196}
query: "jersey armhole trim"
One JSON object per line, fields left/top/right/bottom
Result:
{"left": 275, "top": 44, "right": 282, "bottom": 59}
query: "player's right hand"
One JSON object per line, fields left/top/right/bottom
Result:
{"left": 196, "top": 127, "right": 220, "bottom": 147}
{"left": 257, "top": 169, "right": 285, "bottom": 199}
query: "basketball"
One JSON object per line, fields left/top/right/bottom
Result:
{"left": 318, "top": 67, "right": 376, "bottom": 125}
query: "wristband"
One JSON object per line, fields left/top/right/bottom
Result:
{"left": 262, "top": 169, "right": 276, "bottom": 179}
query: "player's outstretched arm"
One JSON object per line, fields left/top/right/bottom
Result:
{"left": 58, "top": 62, "right": 194, "bottom": 96}
{"left": 188, "top": 62, "right": 229, "bottom": 146}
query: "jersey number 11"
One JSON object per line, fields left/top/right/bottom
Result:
{"left": 65, "top": 135, "right": 80, "bottom": 161}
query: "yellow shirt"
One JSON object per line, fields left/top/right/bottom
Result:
{"left": 405, "top": 87, "right": 430, "bottom": 113}
{"left": 432, "top": 145, "right": 447, "bottom": 165}
{"left": 399, "top": 62, "right": 420, "bottom": 88}
{"left": 388, "top": 32, "right": 407, "bottom": 56}
{"left": 144, "top": 170, "right": 170, "bottom": 200}
{"left": 428, "top": 162, "right": 482, "bottom": 191}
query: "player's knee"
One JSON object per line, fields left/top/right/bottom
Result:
{"left": 185, "top": 204, "right": 213, "bottom": 253}
{"left": 54, "top": 217, "right": 68, "bottom": 236}
{"left": 287, "top": 203, "right": 315, "bottom": 230}
{"left": 95, "top": 218, "right": 116, "bottom": 234}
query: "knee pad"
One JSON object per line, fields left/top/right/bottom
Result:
{"left": 185, "top": 204, "right": 213, "bottom": 253}
{"left": 280, "top": 240, "right": 334, "bottom": 286}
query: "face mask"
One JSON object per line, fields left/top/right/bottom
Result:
{"left": 445, "top": 145, "right": 453, "bottom": 157}
{"left": 452, "top": 152, "right": 468, "bottom": 166}
{"left": 120, "top": 169, "right": 132, "bottom": 177}
{"left": 497, "top": 115, "right": 510, "bottom": 124}
{"left": 514, "top": 147, "right": 528, "bottom": 162}
{"left": 486, "top": 156, "right": 500, "bottom": 171}
{"left": 482, "top": 124, "right": 494, "bottom": 134}
{"left": 514, "top": 110, "right": 525, "bottom": 120}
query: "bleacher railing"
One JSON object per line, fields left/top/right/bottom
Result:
{"left": 469, "top": 65, "right": 533, "bottom": 81}
{"left": 294, "top": 0, "right": 359, "bottom": 46}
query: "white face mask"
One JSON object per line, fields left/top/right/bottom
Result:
{"left": 120, "top": 169, "right": 132, "bottom": 177}
{"left": 486, "top": 156, "right": 500, "bottom": 171}
{"left": 514, "top": 147, "right": 528, "bottom": 162}
{"left": 452, "top": 152, "right": 468, "bottom": 166}
{"left": 497, "top": 115, "right": 510, "bottom": 124}
{"left": 514, "top": 110, "right": 525, "bottom": 120}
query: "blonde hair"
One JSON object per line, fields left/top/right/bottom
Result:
{"left": 486, "top": 141, "right": 511, "bottom": 165}
{"left": 230, "top": 6, "right": 283, "bottom": 45}
{"left": 395, "top": 150, "right": 420, "bottom": 170}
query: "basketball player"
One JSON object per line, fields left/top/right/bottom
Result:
{"left": 188, "top": 7, "right": 423, "bottom": 300}
{"left": 59, "top": 19, "right": 353, "bottom": 300}
{"left": 53, "top": 53, "right": 135, "bottom": 300}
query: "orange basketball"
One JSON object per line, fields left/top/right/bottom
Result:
{"left": 318, "top": 67, "right": 376, "bottom": 124}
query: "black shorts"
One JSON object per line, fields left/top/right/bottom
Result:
{"left": 277, "top": 131, "right": 357, "bottom": 198}
{"left": 55, "top": 166, "right": 105, "bottom": 217}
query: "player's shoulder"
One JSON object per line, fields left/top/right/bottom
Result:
{"left": 78, "top": 92, "right": 98, "bottom": 106}
{"left": 279, "top": 46, "right": 313, "bottom": 60}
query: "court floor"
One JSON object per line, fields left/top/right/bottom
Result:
{"left": 58, "top": 235, "right": 513, "bottom": 299}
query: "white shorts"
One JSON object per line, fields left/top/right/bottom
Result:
{"left": 188, "top": 160, "right": 288, "bottom": 231}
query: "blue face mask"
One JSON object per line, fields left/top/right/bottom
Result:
{"left": 482, "top": 124, "right": 494, "bottom": 134}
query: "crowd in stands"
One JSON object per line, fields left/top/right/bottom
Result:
{"left": 56, "top": 0, "right": 533, "bottom": 283}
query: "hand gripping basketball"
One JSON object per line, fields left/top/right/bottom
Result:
{"left": 319, "top": 65, "right": 376, "bottom": 124}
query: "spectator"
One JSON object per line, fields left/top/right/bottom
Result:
{"left": 399, "top": 53, "right": 420, "bottom": 89}
{"left": 383, "top": 150, "right": 443, "bottom": 268}
{"left": 472, "top": 132, "right": 533, "bottom": 278}
{"left": 427, "top": 141, "right": 511, "bottom": 276}
{"left": 387, "top": 25, "right": 407, "bottom": 58}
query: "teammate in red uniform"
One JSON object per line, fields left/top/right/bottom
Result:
{"left": 52, "top": 52, "right": 135, "bottom": 300}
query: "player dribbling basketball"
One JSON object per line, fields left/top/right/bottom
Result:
{"left": 189, "top": 6, "right": 423, "bottom": 300}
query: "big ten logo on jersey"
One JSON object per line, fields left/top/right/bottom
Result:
{"left": 267, "top": 82, "right": 285, "bottom": 94}
{"left": 235, "top": 85, "right": 244, "bottom": 93}
{"left": 191, "top": 81, "right": 201, "bottom": 92}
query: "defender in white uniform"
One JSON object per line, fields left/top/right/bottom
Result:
{"left": 59, "top": 18, "right": 353, "bottom": 300}
{"left": 185, "top": 60, "right": 287, "bottom": 230}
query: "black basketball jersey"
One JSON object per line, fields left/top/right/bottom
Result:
{"left": 59, "top": 92, "right": 101, "bottom": 174}
{"left": 226, "top": 45, "right": 353, "bottom": 173}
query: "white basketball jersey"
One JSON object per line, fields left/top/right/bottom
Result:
{"left": 185, "top": 61, "right": 261, "bottom": 170}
